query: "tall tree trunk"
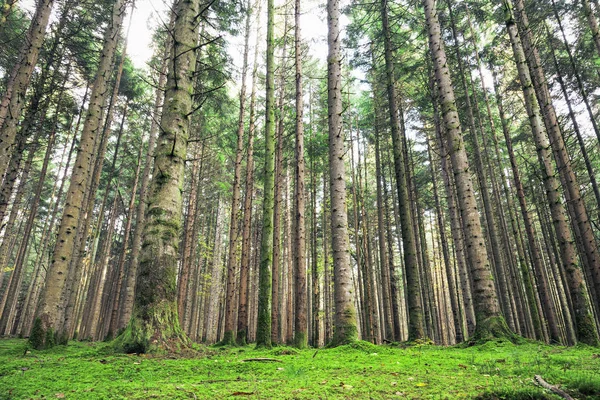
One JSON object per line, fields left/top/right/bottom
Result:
{"left": 119, "top": 32, "right": 171, "bottom": 329}
{"left": 222, "top": 0, "right": 253, "bottom": 346}
{"left": 237, "top": 3, "right": 261, "bottom": 344}
{"left": 256, "top": 0, "right": 276, "bottom": 349}
{"left": 423, "top": 0, "right": 511, "bottom": 341}
{"left": 328, "top": 0, "right": 358, "bottom": 346}
{"left": 116, "top": 0, "right": 201, "bottom": 353}
{"left": 293, "top": 0, "right": 307, "bottom": 349}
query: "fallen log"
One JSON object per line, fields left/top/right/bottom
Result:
{"left": 534, "top": 375, "right": 573, "bottom": 400}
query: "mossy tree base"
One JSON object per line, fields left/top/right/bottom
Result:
{"left": 217, "top": 330, "right": 237, "bottom": 347}
{"left": 471, "top": 316, "right": 518, "bottom": 344}
{"left": 236, "top": 330, "right": 247, "bottom": 346}
{"left": 28, "top": 317, "right": 69, "bottom": 350}
{"left": 114, "top": 300, "right": 189, "bottom": 354}
{"left": 293, "top": 331, "right": 307, "bottom": 349}
{"left": 327, "top": 324, "right": 358, "bottom": 348}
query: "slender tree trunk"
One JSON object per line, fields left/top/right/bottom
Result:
{"left": 327, "top": 0, "right": 358, "bottom": 346}
{"left": 379, "top": 0, "right": 425, "bottom": 341}
{"left": 237, "top": 4, "right": 261, "bottom": 344}
{"left": 292, "top": 0, "right": 307, "bottom": 349}
{"left": 424, "top": 0, "right": 511, "bottom": 340}
{"left": 221, "top": 0, "right": 253, "bottom": 346}
{"left": 256, "top": 0, "right": 276, "bottom": 349}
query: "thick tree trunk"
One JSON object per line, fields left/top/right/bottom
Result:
{"left": 32, "top": 0, "right": 128, "bottom": 348}
{"left": 115, "top": 0, "right": 201, "bottom": 353}
{"left": 119, "top": 34, "right": 171, "bottom": 329}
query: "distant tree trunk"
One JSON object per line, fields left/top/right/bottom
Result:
{"left": 237, "top": 3, "right": 260, "bottom": 344}
{"left": 373, "top": 95, "right": 394, "bottom": 342}
{"left": 327, "top": 0, "right": 358, "bottom": 346}
{"left": 116, "top": 0, "right": 201, "bottom": 353}
{"left": 425, "top": 129, "right": 462, "bottom": 343}
{"left": 379, "top": 0, "right": 424, "bottom": 341}
{"left": 256, "top": 0, "right": 276, "bottom": 349}
{"left": 504, "top": 0, "right": 598, "bottom": 345}
{"left": 293, "top": 0, "right": 307, "bottom": 349}
{"left": 423, "top": 0, "right": 511, "bottom": 341}
{"left": 0, "top": 0, "right": 54, "bottom": 182}
{"left": 222, "top": 0, "right": 252, "bottom": 346}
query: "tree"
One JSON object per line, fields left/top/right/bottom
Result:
{"left": 293, "top": 0, "right": 307, "bottom": 349}
{"left": 327, "top": 0, "right": 358, "bottom": 347}
{"left": 256, "top": 0, "right": 275, "bottom": 349}
{"left": 115, "top": 0, "right": 202, "bottom": 353}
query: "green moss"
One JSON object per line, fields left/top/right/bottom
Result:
{"left": 236, "top": 329, "right": 247, "bottom": 346}
{"left": 3, "top": 339, "right": 600, "bottom": 398}
{"left": 217, "top": 330, "right": 236, "bottom": 347}
{"left": 28, "top": 318, "right": 45, "bottom": 350}
{"left": 293, "top": 331, "right": 308, "bottom": 349}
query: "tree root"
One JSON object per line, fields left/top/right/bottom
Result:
{"left": 534, "top": 375, "right": 573, "bottom": 400}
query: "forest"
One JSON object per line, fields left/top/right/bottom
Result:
{"left": 1, "top": 0, "right": 600, "bottom": 398}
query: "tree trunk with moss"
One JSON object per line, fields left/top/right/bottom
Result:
{"left": 115, "top": 0, "right": 201, "bottom": 354}
{"left": 256, "top": 0, "right": 276, "bottom": 349}
{"left": 503, "top": 0, "right": 598, "bottom": 345}
{"left": 327, "top": 0, "right": 357, "bottom": 347}
{"left": 119, "top": 33, "right": 171, "bottom": 330}
{"left": 423, "top": 0, "right": 512, "bottom": 342}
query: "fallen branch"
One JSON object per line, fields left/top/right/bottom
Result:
{"left": 241, "top": 358, "right": 282, "bottom": 363}
{"left": 534, "top": 375, "right": 573, "bottom": 400}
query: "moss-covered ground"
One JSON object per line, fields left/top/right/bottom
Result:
{"left": 0, "top": 338, "right": 599, "bottom": 399}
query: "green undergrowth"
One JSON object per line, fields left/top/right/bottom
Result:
{"left": 0, "top": 338, "right": 599, "bottom": 399}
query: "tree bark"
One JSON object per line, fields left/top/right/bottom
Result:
{"left": 327, "top": 0, "right": 358, "bottom": 346}
{"left": 116, "top": 0, "right": 201, "bottom": 353}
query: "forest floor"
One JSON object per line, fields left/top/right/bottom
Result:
{"left": 0, "top": 338, "right": 599, "bottom": 399}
